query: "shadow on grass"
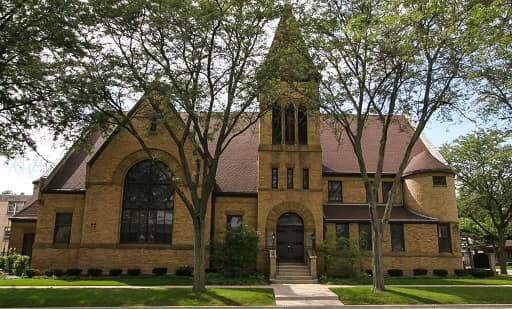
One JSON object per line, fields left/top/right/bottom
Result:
{"left": 385, "top": 288, "right": 441, "bottom": 304}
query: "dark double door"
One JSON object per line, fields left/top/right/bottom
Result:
{"left": 276, "top": 213, "right": 304, "bottom": 261}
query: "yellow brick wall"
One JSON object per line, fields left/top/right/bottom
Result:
{"left": 7, "top": 221, "right": 36, "bottom": 254}
{"left": 322, "top": 177, "right": 402, "bottom": 204}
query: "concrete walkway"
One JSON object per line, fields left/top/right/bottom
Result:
{"left": 272, "top": 283, "right": 343, "bottom": 307}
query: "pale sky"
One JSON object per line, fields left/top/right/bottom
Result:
{"left": 0, "top": 117, "right": 479, "bottom": 195}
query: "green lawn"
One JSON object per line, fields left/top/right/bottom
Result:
{"left": 331, "top": 286, "right": 512, "bottom": 305}
{"left": 0, "top": 288, "right": 275, "bottom": 308}
{"left": 0, "top": 273, "right": 267, "bottom": 286}
{"left": 324, "top": 275, "right": 512, "bottom": 285}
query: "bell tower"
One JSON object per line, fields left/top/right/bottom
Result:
{"left": 256, "top": 5, "right": 323, "bottom": 272}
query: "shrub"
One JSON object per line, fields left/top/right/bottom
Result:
{"left": 109, "top": 268, "right": 123, "bottom": 276}
{"left": 152, "top": 267, "right": 167, "bottom": 276}
{"left": 0, "top": 256, "right": 5, "bottom": 270}
{"left": 413, "top": 268, "right": 428, "bottom": 276}
{"left": 454, "top": 269, "right": 469, "bottom": 276}
{"left": 66, "top": 268, "right": 83, "bottom": 276}
{"left": 365, "top": 269, "right": 373, "bottom": 277}
{"left": 433, "top": 269, "right": 448, "bottom": 277}
{"left": 322, "top": 234, "right": 370, "bottom": 278}
{"left": 87, "top": 268, "right": 102, "bottom": 277}
{"left": 176, "top": 265, "right": 193, "bottom": 276}
{"left": 24, "top": 269, "right": 38, "bottom": 278}
{"left": 387, "top": 269, "right": 403, "bottom": 277}
{"left": 127, "top": 268, "right": 141, "bottom": 276}
{"left": 471, "top": 268, "right": 494, "bottom": 278}
{"left": 12, "top": 255, "right": 29, "bottom": 276}
{"left": 45, "top": 269, "right": 64, "bottom": 277}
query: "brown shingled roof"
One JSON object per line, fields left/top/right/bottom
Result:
{"left": 323, "top": 204, "right": 439, "bottom": 223}
{"left": 10, "top": 200, "right": 39, "bottom": 221}
{"left": 41, "top": 114, "right": 451, "bottom": 194}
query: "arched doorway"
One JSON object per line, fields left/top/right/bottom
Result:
{"left": 277, "top": 213, "right": 304, "bottom": 261}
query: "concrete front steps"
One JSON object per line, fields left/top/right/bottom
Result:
{"left": 272, "top": 262, "right": 318, "bottom": 284}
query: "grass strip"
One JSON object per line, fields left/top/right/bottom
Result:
{"left": 0, "top": 276, "right": 193, "bottom": 286}
{"left": 331, "top": 286, "right": 512, "bottom": 305}
{"left": 0, "top": 288, "right": 275, "bottom": 308}
{"left": 324, "top": 276, "right": 512, "bottom": 285}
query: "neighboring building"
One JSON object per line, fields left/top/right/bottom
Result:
{"left": 9, "top": 10, "right": 461, "bottom": 277}
{"left": 0, "top": 194, "right": 32, "bottom": 256}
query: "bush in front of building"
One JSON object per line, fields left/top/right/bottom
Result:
{"left": 211, "top": 225, "right": 259, "bottom": 278}
{"left": 433, "top": 269, "right": 448, "bottom": 277}
{"left": 323, "top": 236, "right": 369, "bottom": 277}
{"left": 87, "top": 268, "right": 102, "bottom": 277}
{"left": 176, "top": 265, "right": 193, "bottom": 276}
{"left": 127, "top": 268, "right": 141, "bottom": 276}
{"left": 109, "top": 268, "right": 123, "bottom": 276}
{"left": 152, "top": 267, "right": 167, "bottom": 276}
{"left": 66, "top": 268, "right": 83, "bottom": 276}
{"left": 387, "top": 269, "right": 403, "bottom": 277}
{"left": 0, "top": 249, "right": 30, "bottom": 276}
{"left": 413, "top": 268, "right": 428, "bottom": 276}
{"left": 454, "top": 268, "right": 469, "bottom": 276}
{"left": 45, "top": 269, "right": 64, "bottom": 277}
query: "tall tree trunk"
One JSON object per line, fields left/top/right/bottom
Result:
{"left": 372, "top": 224, "right": 385, "bottom": 292}
{"left": 497, "top": 233, "right": 508, "bottom": 275}
{"left": 193, "top": 219, "right": 207, "bottom": 292}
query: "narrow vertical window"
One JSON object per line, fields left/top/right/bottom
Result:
{"left": 438, "top": 224, "right": 452, "bottom": 252}
{"left": 391, "top": 223, "right": 405, "bottom": 252}
{"left": 302, "top": 168, "right": 309, "bottom": 189}
{"left": 328, "top": 181, "right": 342, "bottom": 202}
{"left": 272, "top": 106, "right": 282, "bottom": 144}
{"left": 382, "top": 181, "right": 394, "bottom": 203}
{"left": 272, "top": 168, "right": 278, "bottom": 189}
{"left": 298, "top": 105, "right": 308, "bottom": 145}
{"left": 359, "top": 223, "right": 372, "bottom": 251}
{"left": 284, "top": 104, "right": 295, "bottom": 144}
{"left": 287, "top": 168, "right": 293, "bottom": 189}
{"left": 3, "top": 226, "right": 11, "bottom": 241}
{"left": 54, "top": 213, "right": 72, "bottom": 244}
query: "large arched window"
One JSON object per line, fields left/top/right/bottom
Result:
{"left": 120, "top": 160, "right": 174, "bottom": 244}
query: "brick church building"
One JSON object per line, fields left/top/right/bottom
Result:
{"left": 9, "top": 10, "right": 461, "bottom": 279}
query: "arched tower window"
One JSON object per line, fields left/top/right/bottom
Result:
{"left": 120, "top": 160, "right": 174, "bottom": 244}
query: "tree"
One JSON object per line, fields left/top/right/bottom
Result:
{"left": 74, "top": 0, "right": 276, "bottom": 292}
{"left": 441, "top": 129, "right": 512, "bottom": 274}
{"left": 304, "top": 0, "right": 482, "bottom": 291}
{"left": 466, "top": 0, "right": 512, "bottom": 126}
{"left": 0, "top": 0, "right": 90, "bottom": 159}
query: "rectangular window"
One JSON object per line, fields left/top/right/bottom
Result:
{"left": 272, "top": 106, "right": 282, "bottom": 144}
{"left": 3, "top": 226, "right": 11, "bottom": 241}
{"left": 227, "top": 215, "right": 243, "bottom": 230}
{"left": 328, "top": 181, "right": 342, "bottom": 202}
{"left": 336, "top": 223, "right": 349, "bottom": 239}
{"left": 53, "top": 213, "right": 72, "bottom": 244}
{"left": 7, "top": 201, "right": 24, "bottom": 216}
{"left": 287, "top": 168, "right": 293, "bottom": 189}
{"left": 272, "top": 168, "right": 278, "bottom": 189}
{"left": 391, "top": 224, "right": 405, "bottom": 252}
{"left": 303, "top": 168, "right": 309, "bottom": 189}
{"left": 359, "top": 223, "right": 372, "bottom": 251}
{"left": 438, "top": 224, "right": 452, "bottom": 252}
{"left": 382, "top": 181, "right": 394, "bottom": 203}
{"left": 433, "top": 176, "right": 447, "bottom": 186}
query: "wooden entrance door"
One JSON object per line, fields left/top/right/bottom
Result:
{"left": 277, "top": 213, "right": 304, "bottom": 261}
{"left": 21, "top": 233, "right": 34, "bottom": 262}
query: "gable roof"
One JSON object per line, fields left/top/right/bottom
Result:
{"left": 40, "top": 114, "right": 451, "bottom": 194}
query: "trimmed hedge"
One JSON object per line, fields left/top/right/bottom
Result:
{"left": 87, "top": 268, "right": 102, "bottom": 277}
{"left": 152, "top": 267, "right": 167, "bottom": 276}
{"left": 45, "top": 269, "right": 64, "bottom": 277}
{"left": 176, "top": 265, "right": 193, "bottom": 276}
{"left": 66, "top": 268, "right": 83, "bottom": 276}
{"left": 387, "top": 269, "right": 403, "bottom": 277}
{"left": 471, "top": 268, "right": 494, "bottom": 278}
{"left": 433, "top": 269, "right": 448, "bottom": 277}
{"left": 127, "top": 268, "right": 141, "bottom": 276}
{"left": 454, "top": 268, "right": 469, "bottom": 276}
{"left": 109, "top": 268, "right": 123, "bottom": 276}
{"left": 413, "top": 268, "right": 428, "bottom": 276}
